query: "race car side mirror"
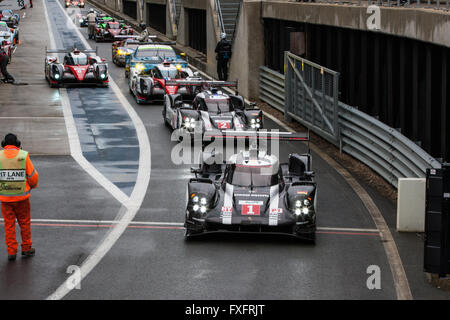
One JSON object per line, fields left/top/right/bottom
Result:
{"left": 190, "top": 167, "right": 201, "bottom": 175}
{"left": 305, "top": 171, "right": 315, "bottom": 177}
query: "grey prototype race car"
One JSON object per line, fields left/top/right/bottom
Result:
{"left": 162, "top": 80, "right": 263, "bottom": 140}
{"left": 185, "top": 130, "right": 317, "bottom": 242}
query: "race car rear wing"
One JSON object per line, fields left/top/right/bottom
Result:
{"left": 204, "top": 130, "right": 309, "bottom": 142}
{"left": 203, "top": 129, "right": 311, "bottom": 155}
{"left": 164, "top": 80, "right": 238, "bottom": 90}
{"left": 114, "top": 35, "right": 157, "bottom": 40}
{"left": 45, "top": 47, "right": 98, "bottom": 55}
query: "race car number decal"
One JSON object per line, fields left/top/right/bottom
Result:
{"left": 242, "top": 204, "right": 260, "bottom": 216}
{"left": 270, "top": 208, "right": 283, "bottom": 214}
{"left": 217, "top": 121, "right": 231, "bottom": 129}
{"left": 221, "top": 206, "right": 232, "bottom": 213}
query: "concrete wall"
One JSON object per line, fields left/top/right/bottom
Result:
{"left": 262, "top": 2, "right": 450, "bottom": 48}
{"left": 229, "top": 0, "right": 264, "bottom": 100}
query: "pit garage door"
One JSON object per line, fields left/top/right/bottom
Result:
{"left": 123, "top": 0, "right": 137, "bottom": 20}
{"left": 147, "top": 3, "right": 166, "bottom": 35}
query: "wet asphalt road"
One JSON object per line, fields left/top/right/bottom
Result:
{"left": 52, "top": 0, "right": 397, "bottom": 299}
{"left": 1, "top": 0, "right": 400, "bottom": 299}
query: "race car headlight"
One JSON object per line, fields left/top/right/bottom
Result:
{"left": 100, "top": 73, "right": 106, "bottom": 79}
{"left": 183, "top": 117, "right": 196, "bottom": 129}
{"left": 79, "top": 19, "right": 84, "bottom": 23}
{"left": 302, "top": 207, "right": 309, "bottom": 215}
{"left": 193, "top": 196, "right": 199, "bottom": 203}
{"left": 200, "top": 197, "right": 207, "bottom": 205}
{"left": 200, "top": 206, "right": 207, "bottom": 213}
{"left": 251, "top": 119, "right": 256, "bottom": 124}
{"left": 251, "top": 124, "right": 256, "bottom": 129}
{"left": 303, "top": 199, "right": 310, "bottom": 206}
{"left": 295, "top": 200, "right": 302, "bottom": 208}
{"left": 294, "top": 208, "right": 301, "bottom": 216}
{"left": 255, "top": 123, "right": 260, "bottom": 128}
{"left": 193, "top": 204, "right": 200, "bottom": 212}
{"left": 135, "top": 63, "right": 145, "bottom": 72}
{"left": 54, "top": 73, "right": 60, "bottom": 80}
{"left": 117, "top": 49, "right": 125, "bottom": 55}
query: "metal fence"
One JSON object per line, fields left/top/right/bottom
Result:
{"left": 259, "top": 52, "right": 442, "bottom": 188}
{"left": 294, "top": 0, "right": 450, "bottom": 11}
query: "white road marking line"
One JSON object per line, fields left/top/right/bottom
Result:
{"left": 0, "top": 218, "right": 378, "bottom": 232}
{"left": 44, "top": 0, "right": 151, "bottom": 300}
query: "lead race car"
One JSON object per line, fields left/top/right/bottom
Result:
{"left": 45, "top": 47, "right": 109, "bottom": 87}
{"left": 129, "top": 60, "right": 200, "bottom": 104}
{"left": 162, "top": 80, "right": 263, "bottom": 139}
{"left": 184, "top": 130, "right": 317, "bottom": 242}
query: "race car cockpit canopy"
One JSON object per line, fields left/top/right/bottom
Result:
{"left": 135, "top": 45, "right": 177, "bottom": 59}
{"left": 194, "top": 91, "right": 232, "bottom": 114}
{"left": 225, "top": 155, "right": 280, "bottom": 187}
{"left": 65, "top": 52, "right": 88, "bottom": 65}
{"left": 107, "top": 22, "right": 120, "bottom": 29}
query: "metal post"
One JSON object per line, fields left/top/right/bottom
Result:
{"left": 333, "top": 73, "right": 340, "bottom": 141}
{"left": 284, "top": 52, "right": 292, "bottom": 122}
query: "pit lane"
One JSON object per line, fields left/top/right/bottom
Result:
{"left": 0, "top": 0, "right": 400, "bottom": 299}
{"left": 40, "top": 0, "right": 401, "bottom": 299}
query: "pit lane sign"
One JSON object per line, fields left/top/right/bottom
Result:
{"left": 0, "top": 0, "right": 30, "bottom": 10}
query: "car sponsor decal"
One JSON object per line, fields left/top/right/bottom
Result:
{"left": 222, "top": 184, "right": 234, "bottom": 225}
{"left": 269, "top": 185, "right": 280, "bottom": 226}
{"left": 297, "top": 191, "right": 308, "bottom": 195}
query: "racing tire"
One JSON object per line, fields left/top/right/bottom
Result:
{"left": 162, "top": 106, "right": 170, "bottom": 127}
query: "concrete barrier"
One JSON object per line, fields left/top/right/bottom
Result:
{"left": 396, "top": 178, "right": 426, "bottom": 232}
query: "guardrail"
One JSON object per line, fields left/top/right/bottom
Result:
{"left": 259, "top": 61, "right": 442, "bottom": 188}
{"left": 214, "top": 0, "right": 226, "bottom": 35}
{"left": 295, "top": 0, "right": 450, "bottom": 12}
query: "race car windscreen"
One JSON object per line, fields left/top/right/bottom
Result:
{"left": 66, "top": 54, "right": 88, "bottom": 65}
{"left": 199, "top": 98, "right": 231, "bottom": 113}
{"left": 107, "top": 23, "right": 120, "bottom": 29}
{"left": 227, "top": 164, "right": 279, "bottom": 187}
{"left": 154, "top": 68, "right": 179, "bottom": 79}
{"left": 135, "top": 48, "right": 177, "bottom": 59}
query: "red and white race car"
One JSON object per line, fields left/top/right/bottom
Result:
{"left": 45, "top": 47, "right": 109, "bottom": 87}
{"left": 65, "top": 0, "right": 85, "bottom": 8}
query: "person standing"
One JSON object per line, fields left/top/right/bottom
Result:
{"left": 86, "top": 8, "right": 97, "bottom": 39}
{"left": 0, "top": 44, "right": 14, "bottom": 83}
{"left": 137, "top": 22, "right": 148, "bottom": 42}
{"left": 0, "top": 133, "right": 38, "bottom": 261}
{"left": 215, "top": 32, "right": 232, "bottom": 81}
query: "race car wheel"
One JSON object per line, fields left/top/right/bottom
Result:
{"left": 162, "top": 106, "right": 170, "bottom": 127}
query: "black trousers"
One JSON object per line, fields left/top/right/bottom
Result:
{"left": 0, "top": 56, "right": 14, "bottom": 82}
{"left": 217, "top": 59, "right": 229, "bottom": 81}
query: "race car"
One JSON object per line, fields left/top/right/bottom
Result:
{"left": 65, "top": 0, "right": 85, "bottom": 8}
{"left": 45, "top": 47, "right": 109, "bottom": 88}
{"left": 111, "top": 37, "right": 155, "bottom": 66}
{"left": 0, "top": 10, "right": 19, "bottom": 28}
{"left": 184, "top": 130, "right": 317, "bottom": 242}
{"left": 129, "top": 60, "right": 200, "bottom": 104}
{"left": 124, "top": 43, "right": 187, "bottom": 78}
{"left": 0, "top": 21, "right": 18, "bottom": 62}
{"left": 162, "top": 80, "right": 263, "bottom": 139}
{"left": 94, "top": 20, "right": 134, "bottom": 42}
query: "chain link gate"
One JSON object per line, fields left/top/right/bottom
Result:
{"left": 284, "top": 51, "right": 340, "bottom": 144}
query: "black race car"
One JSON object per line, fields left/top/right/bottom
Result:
{"left": 185, "top": 130, "right": 317, "bottom": 242}
{"left": 163, "top": 80, "right": 263, "bottom": 141}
